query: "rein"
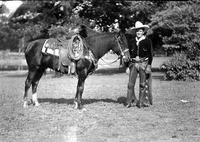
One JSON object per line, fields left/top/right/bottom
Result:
{"left": 114, "top": 35, "right": 129, "bottom": 59}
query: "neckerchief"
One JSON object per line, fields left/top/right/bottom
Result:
{"left": 135, "top": 35, "right": 146, "bottom": 58}
{"left": 135, "top": 35, "right": 146, "bottom": 46}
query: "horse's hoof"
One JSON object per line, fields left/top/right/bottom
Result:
{"left": 31, "top": 98, "right": 40, "bottom": 106}
{"left": 74, "top": 102, "right": 83, "bottom": 109}
{"left": 33, "top": 101, "right": 40, "bottom": 106}
{"left": 142, "top": 103, "right": 150, "bottom": 107}
{"left": 137, "top": 102, "right": 149, "bottom": 108}
{"left": 35, "top": 102, "right": 40, "bottom": 106}
{"left": 126, "top": 103, "right": 132, "bottom": 108}
{"left": 23, "top": 101, "right": 28, "bottom": 108}
{"left": 74, "top": 101, "right": 79, "bottom": 109}
{"left": 132, "top": 100, "right": 138, "bottom": 107}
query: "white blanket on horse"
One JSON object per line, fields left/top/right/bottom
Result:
{"left": 41, "top": 39, "right": 60, "bottom": 56}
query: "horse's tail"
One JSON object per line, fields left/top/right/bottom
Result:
{"left": 23, "top": 33, "right": 49, "bottom": 54}
{"left": 24, "top": 41, "right": 34, "bottom": 55}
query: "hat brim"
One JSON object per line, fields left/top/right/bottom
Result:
{"left": 130, "top": 25, "right": 149, "bottom": 32}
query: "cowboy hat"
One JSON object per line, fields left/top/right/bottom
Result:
{"left": 130, "top": 21, "right": 149, "bottom": 32}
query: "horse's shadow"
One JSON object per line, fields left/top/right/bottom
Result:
{"left": 38, "top": 96, "right": 127, "bottom": 105}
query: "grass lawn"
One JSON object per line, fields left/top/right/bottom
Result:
{"left": 0, "top": 71, "right": 199, "bottom": 142}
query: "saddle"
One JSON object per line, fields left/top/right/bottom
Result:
{"left": 41, "top": 35, "right": 93, "bottom": 73}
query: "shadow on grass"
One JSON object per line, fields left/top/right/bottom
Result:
{"left": 3, "top": 68, "right": 125, "bottom": 78}
{"left": 3, "top": 69, "right": 164, "bottom": 81}
{"left": 152, "top": 73, "right": 165, "bottom": 80}
{"left": 38, "top": 96, "right": 127, "bottom": 105}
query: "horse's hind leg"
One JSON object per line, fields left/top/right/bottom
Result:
{"left": 31, "top": 68, "right": 46, "bottom": 106}
{"left": 23, "top": 70, "right": 37, "bottom": 107}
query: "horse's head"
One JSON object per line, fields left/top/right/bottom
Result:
{"left": 112, "top": 31, "right": 130, "bottom": 62}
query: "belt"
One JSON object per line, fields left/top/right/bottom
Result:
{"left": 129, "top": 57, "right": 148, "bottom": 63}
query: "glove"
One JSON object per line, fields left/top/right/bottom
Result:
{"left": 122, "top": 55, "right": 129, "bottom": 63}
{"left": 126, "top": 67, "right": 130, "bottom": 75}
{"left": 145, "top": 65, "right": 151, "bottom": 74}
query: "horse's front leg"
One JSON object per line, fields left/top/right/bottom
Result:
{"left": 74, "top": 70, "right": 87, "bottom": 109}
{"left": 23, "top": 70, "right": 36, "bottom": 108}
{"left": 23, "top": 76, "right": 32, "bottom": 108}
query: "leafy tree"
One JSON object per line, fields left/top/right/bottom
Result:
{"left": 0, "top": 22, "right": 19, "bottom": 51}
{"left": 73, "top": 0, "right": 129, "bottom": 31}
{"left": 151, "top": 0, "right": 200, "bottom": 59}
{"left": 158, "top": 0, "right": 200, "bottom": 81}
{"left": 0, "top": 0, "right": 175, "bottom": 52}
{"left": 7, "top": 1, "right": 77, "bottom": 50}
{"left": 73, "top": 0, "right": 168, "bottom": 31}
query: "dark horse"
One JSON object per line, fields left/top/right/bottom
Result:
{"left": 23, "top": 25, "right": 130, "bottom": 109}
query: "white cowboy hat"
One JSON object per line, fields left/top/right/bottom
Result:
{"left": 130, "top": 21, "right": 149, "bottom": 32}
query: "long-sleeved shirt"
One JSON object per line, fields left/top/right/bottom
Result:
{"left": 128, "top": 37, "right": 153, "bottom": 65}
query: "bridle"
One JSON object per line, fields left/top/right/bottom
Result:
{"left": 115, "top": 35, "right": 129, "bottom": 59}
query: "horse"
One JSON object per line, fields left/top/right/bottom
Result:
{"left": 23, "top": 25, "right": 130, "bottom": 109}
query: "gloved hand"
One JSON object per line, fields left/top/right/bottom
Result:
{"left": 145, "top": 65, "right": 151, "bottom": 74}
{"left": 126, "top": 67, "right": 130, "bottom": 74}
{"left": 122, "top": 56, "right": 129, "bottom": 63}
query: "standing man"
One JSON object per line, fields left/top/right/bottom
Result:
{"left": 126, "top": 21, "right": 153, "bottom": 108}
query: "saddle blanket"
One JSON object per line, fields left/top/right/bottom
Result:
{"left": 41, "top": 38, "right": 60, "bottom": 56}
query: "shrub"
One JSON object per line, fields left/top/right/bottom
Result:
{"left": 161, "top": 53, "right": 200, "bottom": 81}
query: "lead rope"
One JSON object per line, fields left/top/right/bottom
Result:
{"left": 114, "top": 35, "right": 128, "bottom": 68}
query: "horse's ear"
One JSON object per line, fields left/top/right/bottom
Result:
{"left": 120, "top": 28, "right": 126, "bottom": 33}
{"left": 118, "top": 30, "right": 127, "bottom": 39}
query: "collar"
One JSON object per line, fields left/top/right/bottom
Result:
{"left": 135, "top": 35, "right": 146, "bottom": 46}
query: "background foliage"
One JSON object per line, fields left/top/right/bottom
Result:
{"left": 162, "top": 53, "right": 200, "bottom": 81}
{"left": 157, "top": 0, "right": 200, "bottom": 81}
{"left": 0, "top": 0, "right": 169, "bottom": 51}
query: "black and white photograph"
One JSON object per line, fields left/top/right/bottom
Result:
{"left": 0, "top": 0, "right": 200, "bottom": 141}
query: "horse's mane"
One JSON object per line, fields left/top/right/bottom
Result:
{"left": 79, "top": 24, "right": 125, "bottom": 41}
{"left": 78, "top": 24, "right": 102, "bottom": 38}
